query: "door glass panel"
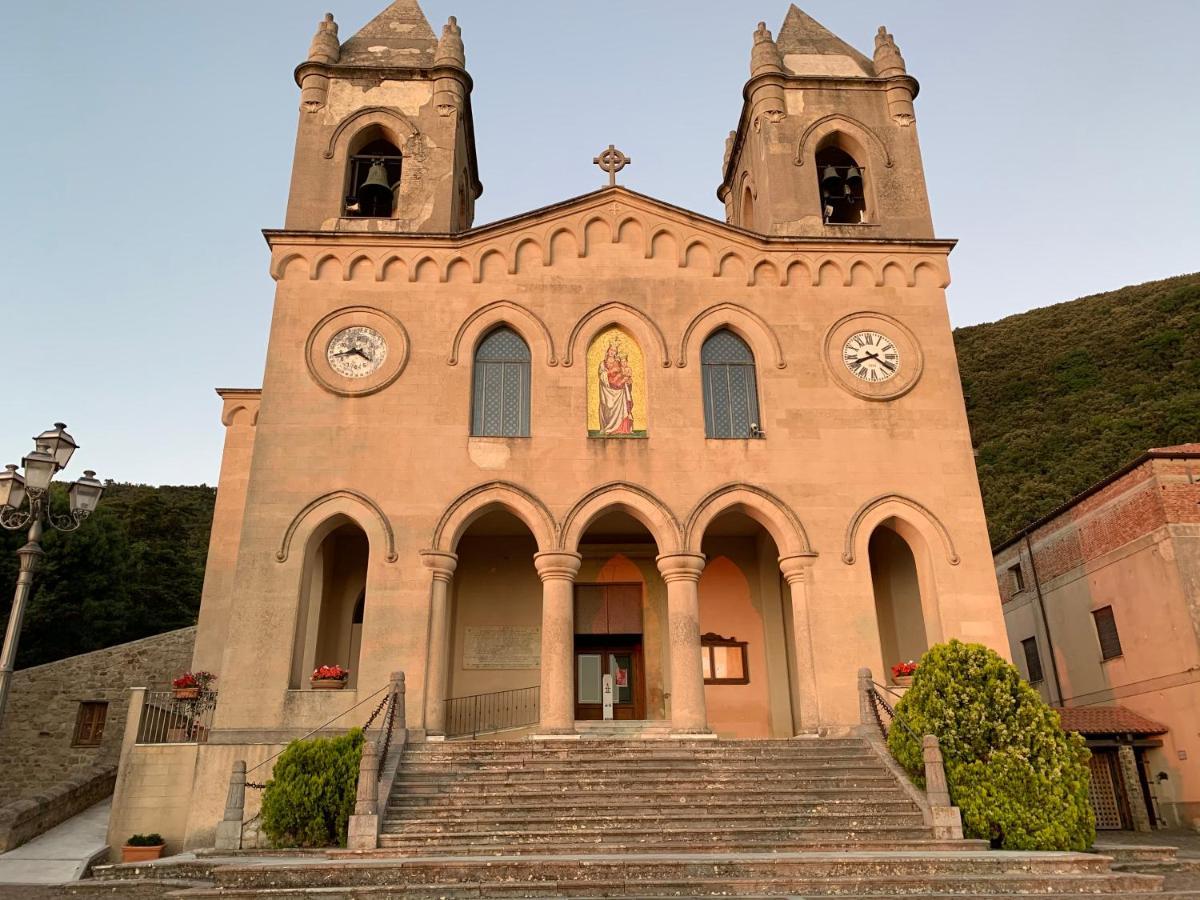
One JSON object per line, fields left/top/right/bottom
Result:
{"left": 609, "top": 653, "right": 633, "bottom": 704}
{"left": 578, "top": 654, "right": 603, "bottom": 704}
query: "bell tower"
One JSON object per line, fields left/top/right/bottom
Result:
{"left": 284, "top": 1, "right": 481, "bottom": 234}
{"left": 719, "top": 6, "right": 932, "bottom": 239}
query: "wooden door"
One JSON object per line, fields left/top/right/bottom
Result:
{"left": 574, "top": 641, "right": 644, "bottom": 720}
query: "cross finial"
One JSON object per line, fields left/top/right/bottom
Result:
{"left": 593, "top": 145, "right": 631, "bottom": 187}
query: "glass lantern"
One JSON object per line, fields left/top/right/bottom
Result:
{"left": 0, "top": 465, "right": 25, "bottom": 509}
{"left": 68, "top": 470, "right": 104, "bottom": 515}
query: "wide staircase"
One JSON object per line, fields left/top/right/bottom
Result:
{"left": 80, "top": 733, "right": 1188, "bottom": 897}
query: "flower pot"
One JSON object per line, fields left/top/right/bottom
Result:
{"left": 892, "top": 675, "right": 913, "bottom": 688}
{"left": 310, "top": 678, "right": 348, "bottom": 690}
{"left": 173, "top": 687, "right": 200, "bottom": 700}
{"left": 122, "top": 844, "right": 165, "bottom": 863}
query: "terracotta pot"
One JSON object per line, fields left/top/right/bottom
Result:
{"left": 122, "top": 844, "right": 165, "bottom": 863}
{"left": 173, "top": 686, "right": 200, "bottom": 700}
{"left": 311, "top": 678, "right": 348, "bottom": 690}
{"left": 892, "top": 675, "right": 914, "bottom": 688}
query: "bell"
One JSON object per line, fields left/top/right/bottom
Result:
{"left": 844, "top": 165, "right": 863, "bottom": 189}
{"left": 820, "top": 164, "right": 841, "bottom": 192}
{"left": 360, "top": 160, "right": 392, "bottom": 193}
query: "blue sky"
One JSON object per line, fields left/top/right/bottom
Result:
{"left": 1, "top": 1, "right": 1197, "bottom": 486}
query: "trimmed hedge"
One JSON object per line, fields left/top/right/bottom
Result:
{"left": 260, "top": 728, "right": 364, "bottom": 849}
{"left": 887, "top": 640, "right": 1095, "bottom": 851}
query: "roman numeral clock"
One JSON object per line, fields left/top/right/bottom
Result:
{"left": 823, "top": 312, "right": 924, "bottom": 401}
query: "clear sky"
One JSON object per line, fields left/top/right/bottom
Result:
{"left": 1, "top": 1, "right": 1197, "bottom": 486}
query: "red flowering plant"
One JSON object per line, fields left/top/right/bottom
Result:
{"left": 891, "top": 660, "right": 919, "bottom": 679}
{"left": 172, "top": 671, "right": 216, "bottom": 691}
{"left": 312, "top": 664, "right": 351, "bottom": 682}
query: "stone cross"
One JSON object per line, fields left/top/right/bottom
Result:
{"left": 594, "top": 145, "right": 631, "bottom": 187}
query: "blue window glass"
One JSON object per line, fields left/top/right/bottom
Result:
{"left": 472, "top": 327, "right": 531, "bottom": 437}
{"left": 701, "top": 330, "right": 760, "bottom": 439}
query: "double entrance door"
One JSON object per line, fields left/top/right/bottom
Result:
{"left": 573, "top": 582, "right": 645, "bottom": 721}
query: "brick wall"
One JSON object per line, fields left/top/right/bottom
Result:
{"left": 0, "top": 628, "right": 196, "bottom": 799}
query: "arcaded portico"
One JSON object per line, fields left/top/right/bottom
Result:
{"left": 107, "top": 0, "right": 1011, "bottom": 852}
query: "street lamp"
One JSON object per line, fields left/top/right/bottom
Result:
{"left": 0, "top": 423, "right": 104, "bottom": 726}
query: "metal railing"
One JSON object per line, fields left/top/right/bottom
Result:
{"left": 135, "top": 691, "right": 217, "bottom": 744}
{"left": 445, "top": 685, "right": 539, "bottom": 739}
{"left": 863, "top": 679, "right": 920, "bottom": 743}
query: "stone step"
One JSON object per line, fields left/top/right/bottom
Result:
{"left": 405, "top": 741, "right": 873, "bottom": 756}
{"left": 200, "top": 851, "right": 1152, "bottom": 892}
{"left": 385, "top": 798, "right": 922, "bottom": 818}
{"left": 391, "top": 781, "right": 907, "bottom": 799}
{"left": 382, "top": 810, "right": 927, "bottom": 831}
{"left": 393, "top": 776, "right": 901, "bottom": 795}
{"left": 1093, "top": 842, "right": 1181, "bottom": 864}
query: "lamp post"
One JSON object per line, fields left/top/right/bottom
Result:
{"left": 0, "top": 423, "right": 104, "bottom": 727}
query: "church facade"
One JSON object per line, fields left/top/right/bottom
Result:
{"left": 111, "top": 1, "right": 1009, "bottom": 848}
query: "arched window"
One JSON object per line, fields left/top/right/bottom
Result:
{"left": 701, "top": 329, "right": 760, "bottom": 439}
{"left": 472, "top": 327, "right": 531, "bottom": 437}
{"left": 741, "top": 185, "right": 755, "bottom": 230}
{"left": 291, "top": 519, "right": 368, "bottom": 689}
{"left": 815, "top": 145, "right": 867, "bottom": 224}
{"left": 345, "top": 137, "right": 402, "bottom": 218}
{"left": 868, "top": 523, "right": 929, "bottom": 682}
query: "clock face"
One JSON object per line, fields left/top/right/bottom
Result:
{"left": 326, "top": 326, "right": 387, "bottom": 378}
{"left": 842, "top": 331, "right": 901, "bottom": 383}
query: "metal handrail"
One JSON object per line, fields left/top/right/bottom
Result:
{"left": 866, "top": 680, "right": 922, "bottom": 743}
{"left": 445, "top": 685, "right": 539, "bottom": 739}
{"left": 136, "top": 691, "right": 217, "bottom": 744}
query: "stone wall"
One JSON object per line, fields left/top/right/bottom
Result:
{"left": 0, "top": 765, "right": 116, "bottom": 852}
{"left": 0, "top": 627, "right": 196, "bottom": 798}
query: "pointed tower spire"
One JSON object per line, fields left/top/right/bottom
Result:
{"left": 750, "top": 22, "right": 784, "bottom": 77}
{"left": 339, "top": 0, "right": 438, "bottom": 67}
{"left": 747, "top": 22, "right": 786, "bottom": 130}
{"left": 776, "top": 5, "right": 875, "bottom": 77}
{"left": 300, "top": 13, "right": 340, "bottom": 112}
{"left": 434, "top": 16, "right": 466, "bottom": 117}
{"left": 874, "top": 26, "right": 915, "bottom": 125}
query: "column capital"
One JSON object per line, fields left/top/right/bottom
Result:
{"left": 656, "top": 552, "right": 706, "bottom": 583}
{"left": 779, "top": 552, "right": 818, "bottom": 584}
{"left": 420, "top": 550, "right": 458, "bottom": 582}
{"left": 534, "top": 551, "right": 582, "bottom": 582}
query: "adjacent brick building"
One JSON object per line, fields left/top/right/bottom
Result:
{"left": 994, "top": 445, "right": 1200, "bottom": 829}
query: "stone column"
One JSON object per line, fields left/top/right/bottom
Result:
{"left": 780, "top": 554, "right": 820, "bottom": 734}
{"left": 534, "top": 552, "right": 583, "bottom": 734}
{"left": 420, "top": 551, "right": 457, "bottom": 735}
{"left": 1117, "top": 744, "right": 1153, "bottom": 832}
{"left": 656, "top": 553, "right": 709, "bottom": 734}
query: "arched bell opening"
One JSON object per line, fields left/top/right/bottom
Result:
{"left": 815, "top": 140, "right": 868, "bottom": 225}
{"left": 344, "top": 127, "right": 403, "bottom": 218}
{"left": 868, "top": 521, "right": 929, "bottom": 682}
{"left": 697, "top": 511, "right": 792, "bottom": 738}
{"left": 290, "top": 516, "right": 369, "bottom": 689}
{"left": 741, "top": 184, "right": 756, "bottom": 231}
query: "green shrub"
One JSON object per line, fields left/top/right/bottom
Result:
{"left": 126, "top": 833, "right": 164, "bottom": 846}
{"left": 260, "top": 728, "right": 364, "bottom": 848}
{"left": 887, "top": 640, "right": 1095, "bottom": 851}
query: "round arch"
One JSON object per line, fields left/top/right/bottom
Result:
{"left": 560, "top": 482, "right": 682, "bottom": 554}
{"left": 276, "top": 490, "right": 397, "bottom": 565}
{"left": 842, "top": 494, "right": 960, "bottom": 567}
{"left": 677, "top": 303, "right": 787, "bottom": 370}
{"left": 323, "top": 106, "right": 420, "bottom": 161}
{"left": 795, "top": 114, "right": 893, "bottom": 170}
{"left": 431, "top": 481, "right": 557, "bottom": 554}
{"left": 685, "top": 484, "right": 813, "bottom": 557}
{"left": 564, "top": 301, "right": 671, "bottom": 368}
{"left": 448, "top": 300, "right": 557, "bottom": 368}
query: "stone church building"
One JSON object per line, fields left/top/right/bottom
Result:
{"left": 108, "top": 1, "right": 1010, "bottom": 849}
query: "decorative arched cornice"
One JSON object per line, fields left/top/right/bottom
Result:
{"left": 677, "top": 303, "right": 787, "bottom": 370}
{"left": 324, "top": 106, "right": 420, "bottom": 160}
{"left": 563, "top": 301, "right": 671, "bottom": 368}
{"left": 842, "top": 493, "right": 960, "bottom": 566}
{"left": 794, "top": 114, "right": 893, "bottom": 169}
{"left": 560, "top": 481, "right": 682, "bottom": 554}
{"left": 276, "top": 490, "right": 398, "bottom": 564}
{"left": 219, "top": 403, "right": 260, "bottom": 427}
{"left": 432, "top": 481, "right": 557, "bottom": 554}
{"left": 448, "top": 301, "right": 558, "bottom": 367}
{"left": 685, "top": 484, "right": 814, "bottom": 557}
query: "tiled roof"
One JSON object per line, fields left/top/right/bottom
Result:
{"left": 1054, "top": 706, "right": 1168, "bottom": 736}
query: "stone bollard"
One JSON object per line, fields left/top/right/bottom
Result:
{"left": 354, "top": 741, "right": 380, "bottom": 818}
{"left": 391, "top": 671, "right": 407, "bottom": 735}
{"left": 857, "top": 668, "right": 875, "bottom": 728}
{"left": 214, "top": 760, "right": 246, "bottom": 850}
{"left": 921, "top": 735, "right": 963, "bottom": 839}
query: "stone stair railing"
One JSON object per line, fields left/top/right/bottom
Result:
{"left": 857, "top": 666, "right": 963, "bottom": 840}
{"left": 214, "top": 671, "right": 406, "bottom": 851}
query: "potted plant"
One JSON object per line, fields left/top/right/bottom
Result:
{"left": 172, "top": 671, "right": 215, "bottom": 700}
{"left": 891, "top": 660, "right": 918, "bottom": 688}
{"left": 311, "top": 664, "right": 350, "bottom": 690}
{"left": 122, "top": 833, "right": 166, "bottom": 863}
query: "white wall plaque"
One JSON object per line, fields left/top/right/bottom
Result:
{"left": 463, "top": 626, "right": 541, "bottom": 670}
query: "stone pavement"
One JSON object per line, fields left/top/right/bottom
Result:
{"left": 0, "top": 798, "right": 110, "bottom": 886}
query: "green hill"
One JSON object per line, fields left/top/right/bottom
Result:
{"left": 954, "top": 272, "right": 1200, "bottom": 545}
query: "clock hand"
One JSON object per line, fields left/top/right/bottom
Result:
{"left": 858, "top": 351, "right": 896, "bottom": 372}
{"left": 333, "top": 348, "right": 356, "bottom": 358}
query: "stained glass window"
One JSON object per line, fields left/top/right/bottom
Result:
{"left": 472, "top": 327, "right": 531, "bottom": 437}
{"left": 701, "top": 329, "right": 760, "bottom": 439}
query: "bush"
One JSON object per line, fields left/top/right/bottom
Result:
{"left": 126, "top": 833, "right": 164, "bottom": 846}
{"left": 887, "top": 640, "right": 1095, "bottom": 851}
{"left": 260, "top": 728, "right": 364, "bottom": 848}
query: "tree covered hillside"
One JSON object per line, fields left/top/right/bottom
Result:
{"left": 0, "top": 484, "right": 215, "bottom": 667}
{"left": 954, "top": 273, "right": 1200, "bottom": 545}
